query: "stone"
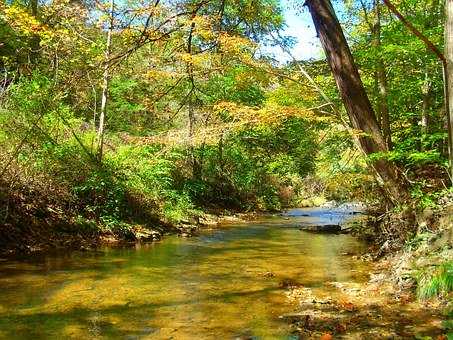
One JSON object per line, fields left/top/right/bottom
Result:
{"left": 130, "top": 226, "right": 161, "bottom": 242}
{"left": 299, "top": 224, "right": 341, "bottom": 233}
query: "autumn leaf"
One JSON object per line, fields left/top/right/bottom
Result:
{"left": 320, "top": 333, "right": 333, "bottom": 340}
{"left": 339, "top": 301, "right": 356, "bottom": 312}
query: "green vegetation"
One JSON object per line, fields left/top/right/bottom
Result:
{"left": 417, "top": 261, "right": 453, "bottom": 300}
{"left": 0, "top": 2, "right": 452, "bottom": 338}
{"left": 0, "top": 0, "right": 451, "bottom": 259}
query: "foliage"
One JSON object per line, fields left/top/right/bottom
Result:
{"left": 0, "top": 0, "right": 451, "bottom": 252}
{"left": 417, "top": 261, "right": 453, "bottom": 300}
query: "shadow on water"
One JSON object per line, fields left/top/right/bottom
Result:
{"left": 0, "top": 286, "right": 286, "bottom": 338}
{"left": 0, "top": 208, "right": 389, "bottom": 339}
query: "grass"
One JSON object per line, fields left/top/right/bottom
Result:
{"left": 417, "top": 261, "right": 453, "bottom": 300}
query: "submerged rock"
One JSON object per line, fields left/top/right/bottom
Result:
{"left": 299, "top": 224, "right": 341, "bottom": 233}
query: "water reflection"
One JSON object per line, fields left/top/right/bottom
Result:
{"left": 0, "top": 208, "right": 369, "bottom": 339}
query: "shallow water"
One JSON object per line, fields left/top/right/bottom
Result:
{"left": 0, "top": 208, "right": 370, "bottom": 339}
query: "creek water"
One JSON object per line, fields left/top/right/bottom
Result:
{"left": 0, "top": 208, "right": 371, "bottom": 339}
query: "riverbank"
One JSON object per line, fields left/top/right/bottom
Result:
{"left": 283, "top": 263, "right": 451, "bottom": 338}
{"left": 283, "top": 261, "right": 448, "bottom": 338}
{"left": 0, "top": 209, "right": 258, "bottom": 256}
{"left": 283, "top": 203, "right": 452, "bottom": 338}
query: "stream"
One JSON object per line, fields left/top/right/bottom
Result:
{"left": 0, "top": 208, "right": 376, "bottom": 339}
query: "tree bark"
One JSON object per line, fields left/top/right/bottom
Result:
{"left": 445, "top": 0, "right": 453, "bottom": 182}
{"left": 97, "top": 0, "right": 114, "bottom": 160}
{"left": 421, "top": 70, "right": 431, "bottom": 140}
{"left": 185, "top": 17, "right": 202, "bottom": 179}
{"left": 372, "top": 0, "right": 392, "bottom": 150}
{"left": 305, "top": 0, "right": 410, "bottom": 205}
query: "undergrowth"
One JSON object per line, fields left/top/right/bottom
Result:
{"left": 417, "top": 261, "right": 453, "bottom": 300}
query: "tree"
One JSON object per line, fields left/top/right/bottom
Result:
{"left": 305, "top": 0, "right": 410, "bottom": 205}
{"left": 446, "top": 0, "right": 453, "bottom": 182}
{"left": 97, "top": 0, "right": 115, "bottom": 160}
{"left": 370, "top": 0, "right": 391, "bottom": 149}
{"left": 382, "top": 0, "right": 453, "bottom": 182}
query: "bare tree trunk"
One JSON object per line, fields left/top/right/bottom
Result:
{"left": 376, "top": 58, "right": 392, "bottom": 151}
{"left": 187, "top": 96, "right": 199, "bottom": 177}
{"left": 97, "top": 0, "right": 114, "bottom": 161}
{"left": 373, "top": 71, "right": 381, "bottom": 127}
{"left": 372, "top": 0, "right": 392, "bottom": 150}
{"left": 305, "top": 0, "right": 410, "bottom": 205}
{"left": 186, "top": 17, "right": 201, "bottom": 179}
{"left": 421, "top": 70, "right": 431, "bottom": 139}
{"left": 446, "top": 0, "right": 453, "bottom": 182}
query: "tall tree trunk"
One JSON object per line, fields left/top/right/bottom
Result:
{"left": 187, "top": 96, "right": 200, "bottom": 178}
{"left": 420, "top": 0, "right": 441, "bottom": 151}
{"left": 186, "top": 18, "right": 201, "bottom": 179}
{"left": 421, "top": 70, "right": 431, "bottom": 142}
{"left": 372, "top": 0, "right": 392, "bottom": 150}
{"left": 446, "top": 0, "right": 453, "bottom": 182}
{"left": 305, "top": 0, "right": 410, "bottom": 205}
{"left": 97, "top": 0, "right": 114, "bottom": 161}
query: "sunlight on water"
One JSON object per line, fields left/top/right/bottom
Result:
{"left": 0, "top": 208, "right": 370, "bottom": 339}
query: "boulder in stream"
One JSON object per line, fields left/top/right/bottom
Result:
{"left": 299, "top": 224, "right": 341, "bottom": 233}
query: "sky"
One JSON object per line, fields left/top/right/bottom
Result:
{"left": 261, "top": 0, "right": 322, "bottom": 63}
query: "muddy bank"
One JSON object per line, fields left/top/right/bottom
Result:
{"left": 282, "top": 204, "right": 452, "bottom": 339}
{"left": 0, "top": 172, "right": 258, "bottom": 256}
{"left": 283, "top": 259, "right": 448, "bottom": 338}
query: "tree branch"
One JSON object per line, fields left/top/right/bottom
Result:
{"left": 382, "top": 0, "right": 445, "bottom": 63}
